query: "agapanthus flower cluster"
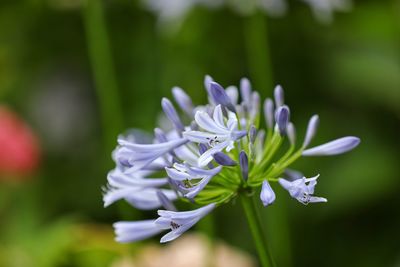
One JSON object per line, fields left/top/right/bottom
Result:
{"left": 104, "top": 76, "right": 360, "bottom": 243}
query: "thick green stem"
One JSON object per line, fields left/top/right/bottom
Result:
{"left": 83, "top": 0, "right": 123, "bottom": 153}
{"left": 240, "top": 194, "right": 275, "bottom": 267}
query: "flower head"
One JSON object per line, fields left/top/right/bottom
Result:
{"left": 104, "top": 75, "right": 359, "bottom": 244}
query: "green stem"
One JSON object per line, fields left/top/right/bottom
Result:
{"left": 83, "top": 0, "right": 124, "bottom": 153}
{"left": 243, "top": 11, "right": 274, "bottom": 94}
{"left": 240, "top": 194, "right": 275, "bottom": 267}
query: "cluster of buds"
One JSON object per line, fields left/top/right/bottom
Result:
{"left": 103, "top": 76, "right": 360, "bottom": 243}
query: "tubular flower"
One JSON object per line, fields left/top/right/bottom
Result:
{"left": 183, "top": 104, "right": 246, "bottom": 167}
{"left": 278, "top": 175, "right": 327, "bottom": 204}
{"left": 104, "top": 76, "right": 360, "bottom": 243}
{"left": 103, "top": 168, "right": 177, "bottom": 210}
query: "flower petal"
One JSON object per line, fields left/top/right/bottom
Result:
{"left": 226, "top": 86, "right": 239, "bottom": 104}
{"left": 165, "top": 166, "right": 191, "bottom": 181}
{"left": 183, "top": 130, "right": 227, "bottom": 144}
{"left": 209, "top": 82, "right": 236, "bottom": 112}
{"left": 263, "top": 98, "right": 275, "bottom": 129}
{"left": 113, "top": 220, "right": 163, "bottom": 243}
{"left": 240, "top": 77, "right": 252, "bottom": 106}
{"left": 274, "top": 85, "right": 284, "bottom": 107}
{"left": 198, "top": 141, "right": 229, "bottom": 167}
{"left": 213, "top": 105, "right": 225, "bottom": 129}
{"left": 302, "top": 136, "right": 360, "bottom": 156}
{"left": 161, "top": 98, "right": 184, "bottom": 131}
{"left": 302, "top": 115, "right": 319, "bottom": 148}
{"left": 239, "top": 151, "right": 249, "bottom": 181}
{"left": 194, "top": 110, "right": 229, "bottom": 134}
{"left": 213, "top": 152, "right": 237, "bottom": 166}
{"left": 172, "top": 87, "right": 194, "bottom": 116}
{"left": 275, "top": 105, "right": 290, "bottom": 136}
{"left": 287, "top": 122, "right": 296, "bottom": 145}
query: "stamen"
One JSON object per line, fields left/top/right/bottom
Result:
{"left": 170, "top": 221, "right": 181, "bottom": 230}
{"left": 183, "top": 180, "right": 193, "bottom": 188}
{"left": 206, "top": 136, "right": 220, "bottom": 147}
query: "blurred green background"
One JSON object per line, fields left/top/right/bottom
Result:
{"left": 0, "top": 0, "right": 399, "bottom": 266}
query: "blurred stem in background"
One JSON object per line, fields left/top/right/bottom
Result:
{"left": 83, "top": 0, "right": 137, "bottom": 221}
{"left": 241, "top": 194, "right": 275, "bottom": 267}
{"left": 243, "top": 12, "right": 274, "bottom": 93}
{"left": 243, "top": 12, "right": 292, "bottom": 267}
{"left": 83, "top": 0, "right": 124, "bottom": 154}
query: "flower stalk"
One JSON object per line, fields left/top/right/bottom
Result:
{"left": 240, "top": 193, "right": 275, "bottom": 267}
{"left": 83, "top": 0, "right": 123, "bottom": 153}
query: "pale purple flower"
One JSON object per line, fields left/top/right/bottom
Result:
{"left": 278, "top": 175, "right": 327, "bottom": 205}
{"left": 302, "top": 136, "right": 360, "bottom": 156}
{"left": 103, "top": 168, "right": 178, "bottom": 209}
{"left": 183, "top": 105, "right": 246, "bottom": 167}
{"left": 115, "top": 137, "right": 188, "bottom": 172}
{"left": 155, "top": 203, "right": 216, "bottom": 243}
{"left": 104, "top": 186, "right": 177, "bottom": 210}
{"left": 165, "top": 163, "right": 222, "bottom": 198}
{"left": 105, "top": 75, "right": 360, "bottom": 246}
{"left": 260, "top": 180, "right": 276, "bottom": 206}
{"left": 106, "top": 168, "right": 168, "bottom": 190}
{"left": 114, "top": 203, "right": 215, "bottom": 243}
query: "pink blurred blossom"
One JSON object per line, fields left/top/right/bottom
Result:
{"left": 0, "top": 106, "right": 41, "bottom": 179}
